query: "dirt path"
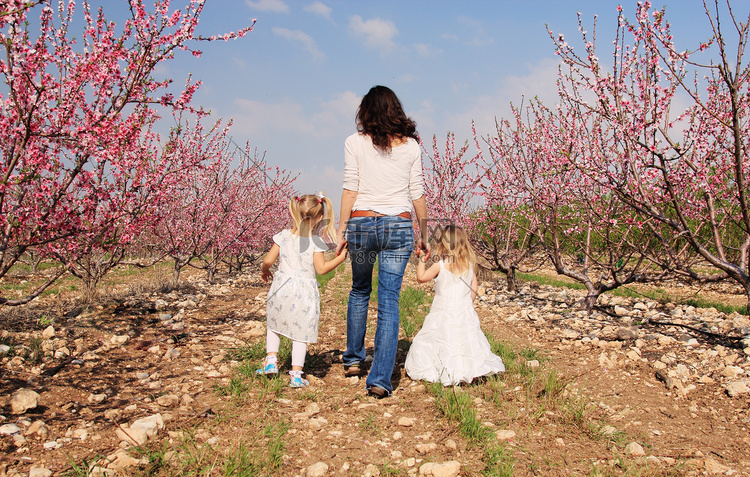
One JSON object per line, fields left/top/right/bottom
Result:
{"left": 1, "top": 262, "right": 749, "bottom": 476}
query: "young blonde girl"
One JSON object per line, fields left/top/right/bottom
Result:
{"left": 404, "top": 224, "right": 505, "bottom": 385}
{"left": 259, "top": 193, "right": 347, "bottom": 387}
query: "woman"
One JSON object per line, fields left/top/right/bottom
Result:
{"left": 336, "top": 85, "right": 430, "bottom": 398}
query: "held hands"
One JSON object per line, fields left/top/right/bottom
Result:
{"left": 335, "top": 234, "right": 348, "bottom": 257}
{"left": 415, "top": 238, "right": 431, "bottom": 262}
{"left": 261, "top": 269, "right": 273, "bottom": 283}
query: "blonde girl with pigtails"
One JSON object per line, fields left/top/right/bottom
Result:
{"left": 259, "top": 192, "right": 348, "bottom": 387}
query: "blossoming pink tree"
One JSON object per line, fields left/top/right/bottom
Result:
{"left": 423, "top": 131, "right": 481, "bottom": 231}
{"left": 151, "top": 119, "right": 294, "bottom": 284}
{"left": 474, "top": 115, "right": 545, "bottom": 292}
{"left": 0, "top": 0, "right": 253, "bottom": 305}
{"left": 423, "top": 129, "right": 539, "bottom": 290}
{"left": 484, "top": 98, "right": 669, "bottom": 310}
{"left": 551, "top": 0, "right": 750, "bottom": 310}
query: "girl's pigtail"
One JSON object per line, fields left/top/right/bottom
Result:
{"left": 289, "top": 196, "right": 302, "bottom": 234}
{"left": 319, "top": 196, "right": 337, "bottom": 242}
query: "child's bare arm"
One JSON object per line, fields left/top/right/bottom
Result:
{"left": 416, "top": 251, "right": 440, "bottom": 283}
{"left": 261, "top": 244, "right": 280, "bottom": 282}
{"left": 470, "top": 271, "right": 478, "bottom": 301}
{"left": 313, "top": 249, "right": 347, "bottom": 275}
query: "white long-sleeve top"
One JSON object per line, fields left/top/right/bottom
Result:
{"left": 342, "top": 133, "right": 424, "bottom": 215}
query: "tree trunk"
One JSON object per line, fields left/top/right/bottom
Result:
{"left": 506, "top": 267, "right": 517, "bottom": 293}
{"left": 580, "top": 282, "right": 600, "bottom": 313}
{"left": 172, "top": 260, "right": 184, "bottom": 285}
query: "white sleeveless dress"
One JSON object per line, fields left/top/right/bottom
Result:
{"left": 266, "top": 230, "right": 328, "bottom": 343}
{"left": 405, "top": 261, "right": 505, "bottom": 385}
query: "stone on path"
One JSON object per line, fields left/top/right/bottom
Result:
{"left": 42, "top": 325, "right": 55, "bottom": 339}
{"left": 725, "top": 380, "right": 750, "bottom": 398}
{"left": 0, "top": 424, "right": 21, "bottom": 435}
{"left": 9, "top": 388, "right": 40, "bottom": 414}
{"left": 495, "top": 429, "right": 516, "bottom": 441}
{"left": 156, "top": 394, "right": 180, "bottom": 407}
{"left": 416, "top": 442, "right": 438, "bottom": 454}
{"left": 115, "top": 427, "right": 149, "bottom": 446}
{"left": 363, "top": 463, "right": 380, "bottom": 476}
{"left": 131, "top": 413, "right": 165, "bottom": 437}
{"left": 28, "top": 467, "right": 53, "bottom": 477}
{"left": 304, "top": 462, "right": 329, "bottom": 477}
{"left": 625, "top": 441, "right": 645, "bottom": 456}
{"left": 398, "top": 417, "right": 415, "bottom": 427}
{"left": 419, "top": 461, "right": 462, "bottom": 477}
{"left": 704, "top": 457, "right": 731, "bottom": 474}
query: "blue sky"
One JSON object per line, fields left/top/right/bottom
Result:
{"left": 98, "top": 1, "right": 748, "bottom": 208}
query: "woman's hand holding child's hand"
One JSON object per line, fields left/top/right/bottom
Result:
{"left": 415, "top": 246, "right": 430, "bottom": 262}
{"left": 337, "top": 240, "right": 349, "bottom": 257}
{"left": 261, "top": 269, "right": 273, "bottom": 283}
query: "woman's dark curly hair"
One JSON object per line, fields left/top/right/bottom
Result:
{"left": 356, "top": 85, "right": 418, "bottom": 153}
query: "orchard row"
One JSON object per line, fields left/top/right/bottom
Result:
{"left": 2, "top": 1, "right": 749, "bottom": 314}
{"left": 426, "top": 1, "right": 750, "bottom": 312}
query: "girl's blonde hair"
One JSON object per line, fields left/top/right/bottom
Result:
{"left": 434, "top": 224, "right": 476, "bottom": 274}
{"left": 289, "top": 193, "right": 336, "bottom": 241}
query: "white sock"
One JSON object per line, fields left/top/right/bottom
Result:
{"left": 289, "top": 370, "right": 303, "bottom": 378}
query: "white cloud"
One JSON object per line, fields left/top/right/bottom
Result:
{"left": 456, "top": 16, "right": 494, "bottom": 47}
{"left": 397, "top": 73, "right": 417, "bottom": 84}
{"left": 291, "top": 165, "right": 345, "bottom": 210}
{"left": 349, "top": 15, "right": 398, "bottom": 55}
{"left": 272, "top": 27, "right": 325, "bottom": 61}
{"left": 442, "top": 57, "right": 562, "bottom": 141}
{"left": 245, "top": 0, "right": 289, "bottom": 13}
{"left": 413, "top": 43, "right": 441, "bottom": 58}
{"left": 304, "top": 1, "right": 332, "bottom": 20}
{"left": 230, "top": 91, "right": 359, "bottom": 140}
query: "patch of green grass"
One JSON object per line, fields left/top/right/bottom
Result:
{"left": 316, "top": 268, "right": 336, "bottom": 293}
{"left": 516, "top": 271, "right": 749, "bottom": 316}
{"left": 294, "top": 389, "right": 320, "bottom": 402}
{"left": 221, "top": 422, "right": 289, "bottom": 476}
{"left": 379, "top": 460, "right": 406, "bottom": 476}
{"left": 215, "top": 376, "right": 250, "bottom": 398}
{"left": 399, "top": 286, "right": 431, "bottom": 341}
{"left": 682, "top": 297, "right": 747, "bottom": 316}
{"left": 146, "top": 421, "right": 289, "bottom": 476}
{"left": 360, "top": 411, "right": 378, "bottom": 433}
{"left": 254, "top": 373, "right": 285, "bottom": 399}
{"left": 165, "top": 430, "right": 217, "bottom": 476}
{"left": 24, "top": 337, "right": 44, "bottom": 364}
{"left": 60, "top": 454, "right": 102, "bottom": 477}
{"left": 587, "top": 453, "right": 670, "bottom": 476}
{"left": 426, "top": 383, "right": 516, "bottom": 475}
{"left": 227, "top": 341, "right": 267, "bottom": 362}
{"left": 517, "top": 271, "right": 586, "bottom": 290}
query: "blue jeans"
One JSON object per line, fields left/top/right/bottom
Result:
{"left": 344, "top": 216, "right": 413, "bottom": 395}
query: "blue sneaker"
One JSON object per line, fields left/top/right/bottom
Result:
{"left": 289, "top": 375, "right": 309, "bottom": 388}
{"left": 255, "top": 361, "right": 278, "bottom": 375}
